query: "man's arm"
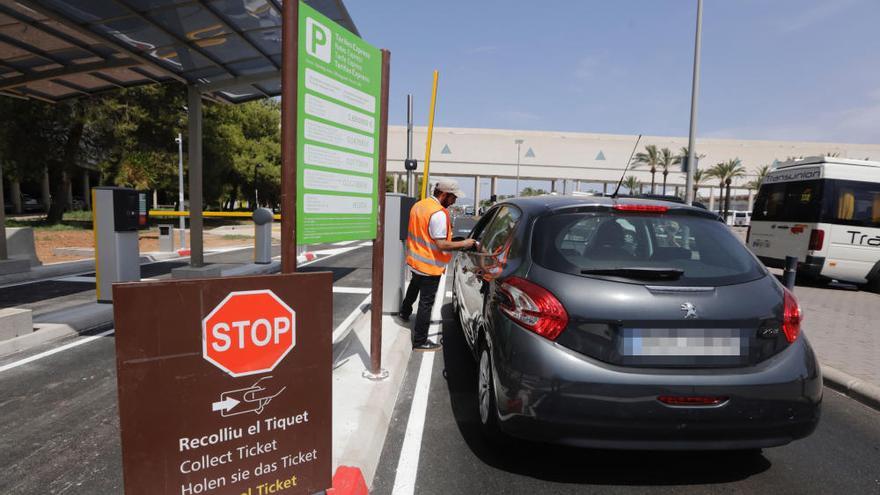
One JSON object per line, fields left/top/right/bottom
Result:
{"left": 435, "top": 237, "right": 476, "bottom": 251}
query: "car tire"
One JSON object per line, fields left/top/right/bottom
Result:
{"left": 477, "top": 342, "right": 503, "bottom": 441}
{"left": 865, "top": 276, "right": 880, "bottom": 294}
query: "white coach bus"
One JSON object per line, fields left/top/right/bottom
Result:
{"left": 748, "top": 156, "right": 880, "bottom": 291}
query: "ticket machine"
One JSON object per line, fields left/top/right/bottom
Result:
{"left": 93, "top": 187, "right": 148, "bottom": 303}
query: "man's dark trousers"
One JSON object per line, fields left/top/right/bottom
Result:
{"left": 399, "top": 272, "right": 441, "bottom": 346}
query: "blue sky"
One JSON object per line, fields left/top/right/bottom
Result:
{"left": 345, "top": 0, "right": 880, "bottom": 145}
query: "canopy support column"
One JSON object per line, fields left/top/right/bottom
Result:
{"left": 187, "top": 85, "right": 204, "bottom": 267}
{"left": 473, "top": 176, "right": 480, "bottom": 213}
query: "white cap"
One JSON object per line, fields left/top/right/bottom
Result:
{"left": 434, "top": 178, "right": 465, "bottom": 198}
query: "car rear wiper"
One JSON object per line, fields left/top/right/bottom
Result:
{"left": 580, "top": 267, "right": 684, "bottom": 280}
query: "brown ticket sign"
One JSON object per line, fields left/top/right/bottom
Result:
{"left": 112, "top": 273, "right": 332, "bottom": 495}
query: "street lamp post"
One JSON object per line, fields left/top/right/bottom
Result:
{"left": 684, "top": 0, "right": 703, "bottom": 205}
{"left": 175, "top": 133, "right": 186, "bottom": 249}
{"left": 515, "top": 139, "right": 524, "bottom": 197}
{"left": 252, "top": 163, "right": 262, "bottom": 209}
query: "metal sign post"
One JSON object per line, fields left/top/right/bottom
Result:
{"left": 281, "top": 0, "right": 299, "bottom": 273}
{"left": 366, "top": 50, "right": 391, "bottom": 380}
{"left": 405, "top": 94, "right": 417, "bottom": 197}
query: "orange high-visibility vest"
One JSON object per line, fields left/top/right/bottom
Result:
{"left": 406, "top": 198, "right": 452, "bottom": 276}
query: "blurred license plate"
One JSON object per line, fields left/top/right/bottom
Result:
{"left": 622, "top": 328, "right": 741, "bottom": 356}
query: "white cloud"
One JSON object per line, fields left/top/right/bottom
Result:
{"left": 705, "top": 102, "right": 880, "bottom": 144}
{"left": 780, "top": 0, "right": 860, "bottom": 33}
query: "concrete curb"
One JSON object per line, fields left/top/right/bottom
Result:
{"left": 0, "top": 303, "right": 114, "bottom": 358}
{"left": 821, "top": 364, "right": 880, "bottom": 412}
{"left": 332, "top": 313, "right": 412, "bottom": 490}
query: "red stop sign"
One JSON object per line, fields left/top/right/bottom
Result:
{"left": 202, "top": 290, "right": 296, "bottom": 377}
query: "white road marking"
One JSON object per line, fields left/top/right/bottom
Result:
{"left": 391, "top": 351, "right": 435, "bottom": 495}
{"left": 332, "top": 286, "right": 371, "bottom": 294}
{"left": 272, "top": 241, "right": 370, "bottom": 264}
{"left": 0, "top": 329, "right": 115, "bottom": 374}
{"left": 332, "top": 240, "right": 357, "bottom": 246}
{"left": 391, "top": 271, "right": 447, "bottom": 495}
{"left": 331, "top": 294, "right": 372, "bottom": 344}
{"left": 312, "top": 246, "right": 362, "bottom": 256}
{"left": 358, "top": 241, "right": 372, "bottom": 247}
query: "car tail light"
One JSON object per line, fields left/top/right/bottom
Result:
{"left": 782, "top": 287, "right": 802, "bottom": 343}
{"left": 658, "top": 396, "right": 729, "bottom": 406}
{"left": 613, "top": 204, "right": 668, "bottom": 213}
{"left": 498, "top": 277, "right": 569, "bottom": 341}
{"left": 808, "top": 229, "right": 825, "bottom": 251}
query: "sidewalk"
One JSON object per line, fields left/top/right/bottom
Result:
{"left": 794, "top": 283, "right": 880, "bottom": 409}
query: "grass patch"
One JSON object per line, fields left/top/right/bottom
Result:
{"left": 63, "top": 210, "right": 93, "bottom": 222}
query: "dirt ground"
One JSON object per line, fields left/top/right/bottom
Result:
{"left": 35, "top": 227, "right": 260, "bottom": 265}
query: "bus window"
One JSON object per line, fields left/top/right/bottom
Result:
{"left": 828, "top": 180, "right": 880, "bottom": 228}
{"left": 752, "top": 180, "right": 824, "bottom": 222}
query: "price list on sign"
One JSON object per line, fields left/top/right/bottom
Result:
{"left": 296, "top": 1, "right": 382, "bottom": 244}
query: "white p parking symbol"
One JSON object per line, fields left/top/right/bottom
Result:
{"left": 306, "top": 17, "right": 331, "bottom": 63}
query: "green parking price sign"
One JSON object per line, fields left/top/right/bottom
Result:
{"left": 297, "top": 1, "right": 382, "bottom": 244}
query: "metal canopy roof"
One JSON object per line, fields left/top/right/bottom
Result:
{"left": 0, "top": 0, "right": 359, "bottom": 103}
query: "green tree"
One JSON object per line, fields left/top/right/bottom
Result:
{"left": 621, "top": 176, "right": 640, "bottom": 194}
{"left": 658, "top": 147, "right": 676, "bottom": 195}
{"left": 633, "top": 144, "right": 660, "bottom": 194}
{"left": 691, "top": 168, "right": 710, "bottom": 201}
{"left": 707, "top": 158, "right": 746, "bottom": 218}
{"left": 520, "top": 187, "right": 547, "bottom": 197}
{"left": 746, "top": 164, "right": 771, "bottom": 190}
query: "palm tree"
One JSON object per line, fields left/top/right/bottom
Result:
{"left": 658, "top": 147, "right": 675, "bottom": 195}
{"left": 621, "top": 176, "right": 641, "bottom": 195}
{"left": 674, "top": 146, "right": 707, "bottom": 169}
{"left": 632, "top": 144, "right": 660, "bottom": 194}
{"left": 707, "top": 158, "right": 746, "bottom": 219}
{"left": 691, "top": 168, "right": 709, "bottom": 201}
{"left": 746, "top": 164, "right": 771, "bottom": 190}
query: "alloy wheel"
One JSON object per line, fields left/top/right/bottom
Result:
{"left": 478, "top": 349, "right": 491, "bottom": 425}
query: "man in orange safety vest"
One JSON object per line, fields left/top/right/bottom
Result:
{"left": 399, "top": 179, "right": 476, "bottom": 351}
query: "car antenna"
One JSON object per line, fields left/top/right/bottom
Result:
{"left": 611, "top": 134, "right": 642, "bottom": 199}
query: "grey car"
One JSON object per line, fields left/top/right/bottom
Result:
{"left": 452, "top": 196, "right": 821, "bottom": 450}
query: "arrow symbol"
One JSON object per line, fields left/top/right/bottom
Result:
{"left": 212, "top": 397, "right": 240, "bottom": 412}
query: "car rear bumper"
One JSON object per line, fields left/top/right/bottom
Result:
{"left": 490, "top": 324, "right": 823, "bottom": 450}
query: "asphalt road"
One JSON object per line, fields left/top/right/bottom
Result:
{"left": 0, "top": 244, "right": 373, "bottom": 494}
{"left": 373, "top": 294, "right": 880, "bottom": 495}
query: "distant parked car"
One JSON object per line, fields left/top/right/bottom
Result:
{"left": 21, "top": 194, "right": 43, "bottom": 213}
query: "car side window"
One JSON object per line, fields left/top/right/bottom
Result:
{"left": 479, "top": 206, "right": 522, "bottom": 253}
{"left": 469, "top": 208, "right": 499, "bottom": 241}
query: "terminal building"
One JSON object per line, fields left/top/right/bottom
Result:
{"left": 385, "top": 126, "right": 880, "bottom": 212}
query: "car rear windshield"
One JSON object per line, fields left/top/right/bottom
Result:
{"left": 531, "top": 211, "right": 766, "bottom": 286}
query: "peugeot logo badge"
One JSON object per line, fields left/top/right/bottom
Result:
{"left": 681, "top": 302, "right": 697, "bottom": 319}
